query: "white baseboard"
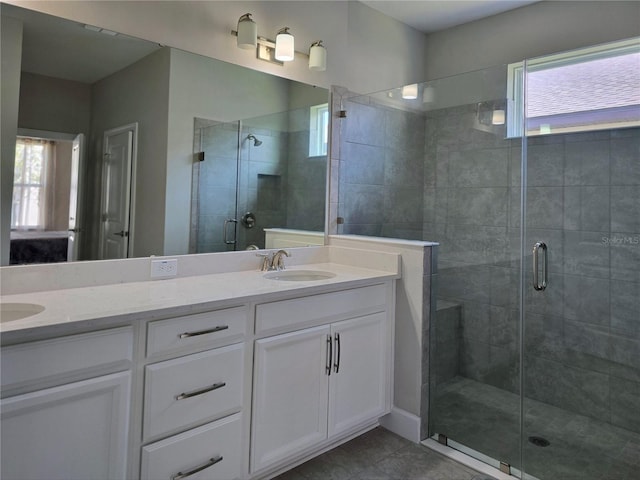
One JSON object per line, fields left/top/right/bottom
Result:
{"left": 379, "top": 406, "right": 421, "bottom": 443}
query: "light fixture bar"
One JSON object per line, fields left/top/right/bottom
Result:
{"left": 231, "top": 30, "right": 309, "bottom": 59}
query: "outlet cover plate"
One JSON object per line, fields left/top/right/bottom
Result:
{"left": 151, "top": 259, "right": 178, "bottom": 278}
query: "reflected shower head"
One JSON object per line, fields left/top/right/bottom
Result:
{"left": 247, "top": 134, "right": 262, "bottom": 146}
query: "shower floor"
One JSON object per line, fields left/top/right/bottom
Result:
{"left": 431, "top": 376, "right": 640, "bottom": 480}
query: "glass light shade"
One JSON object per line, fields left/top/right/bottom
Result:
{"left": 422, "top": 85, "right": 435, "bottom": 104}
{"left": 237, "top": 14, "right": 257, "bottom": 50}
{"left": 492, "top": 109, "right": 506, "bottom": 125}
{"left": 275, "top": 28, "right": 295, "bottom": 62}
{"left": 309, "top": 41, "right": 327, "bottom": 71}
{"left": 401, "top": 84, "right": 418, "bottom": 100}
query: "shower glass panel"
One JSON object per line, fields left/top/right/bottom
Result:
{"left": 337, "top": 65, "right": 523, "bottom": 472}
{"left": 193, "top": 119, "right": 241, "bottom": 253}
{"left": 521, "top": 39, "right": 640, "bottom": 479}
{"left": 420, "top": 66, "right": 524, "bottom": 474}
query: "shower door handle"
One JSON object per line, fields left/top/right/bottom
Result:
{"left": 223, "top": 218, "right": 237, "bottom": 245}
{"left": 532, "top": 242, "right": 548, "bottom": 291}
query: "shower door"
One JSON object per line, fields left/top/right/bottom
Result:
{"left": 521, "top": 43, "right": 640, "bottom": 479}
{"left": 193, "top": 120, "right": 241, "bottom": 253}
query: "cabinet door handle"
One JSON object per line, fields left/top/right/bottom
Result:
{"left": 333, "top": 333, "right": 341, "bottom": 373}
{"left": 175, "top": 382, "right": 226, "bottom": 400}
{"left": 326, "top": 335, "right": 332, "bottom": 376}
{"left": 171, "top": 455, "right": 223, "bottom": 480}
{"left": 178, "top": 325, "right": 229, "bottom": 339}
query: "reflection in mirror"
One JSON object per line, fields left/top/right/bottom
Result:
{"left": 192, "top": 102, "right": 328, "bottom": 253}
{"left": 1, "top": 4, "right": 328, "bottom": 266}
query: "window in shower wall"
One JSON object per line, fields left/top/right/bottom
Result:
{"left": 309, "top": 103, "right": 329, "bottom": 157}
{"left": 507, "top": 37, "right": 640, "bottom": 137}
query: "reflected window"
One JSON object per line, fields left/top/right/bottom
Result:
{"left": 508, "top": 38, "right": 640, "bottom": 137}
{"left": 309, "top": 103, "right": 329, "bottom": 156}
{"left": 11, "top": 137, "right": 54, "bottom": 230}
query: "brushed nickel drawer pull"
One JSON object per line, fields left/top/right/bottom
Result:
{"left": 178, "top": 325, "right": 229, "bottom": 339}
{"left": 171, "top": 455, "right": 223, "bottom": 480}
{"left": 175, "top": 382, "right": 226, "bottom": 400}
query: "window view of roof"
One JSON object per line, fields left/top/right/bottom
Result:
{"left": 525, "top": 48, "right": 640, "bottom": 134}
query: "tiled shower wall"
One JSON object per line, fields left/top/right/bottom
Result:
{"left": 338, "top": 97, "right": 425, "bottom": 240}
{"left": 285, "top": 107, "right": 327, "bottom": 232}
{"left": 338, "top": 93, "right": 640, "bottom": 433}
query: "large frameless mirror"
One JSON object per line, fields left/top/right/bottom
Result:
{"left": 1, "top": 3, "right": 328, "bottom": 266}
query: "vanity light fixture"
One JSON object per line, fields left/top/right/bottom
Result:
{"left": 275, "top": 27, "right": 295, "bottom": 62}
{"left": 308, "top": 41, "right": 327, "bottom": 71}
{"left": 492, "top": 109, "right": 506, "bottom": 125}
{"left": 236, "top": 13, "right": 257, "bottom": 50}
{"left": 422, "top": 85, "right": 436, "bottom": 104}
{"left": 476, "top": 101, "right": 507, "bottom": 130}
{"left": 401, "top": 84, "right": 419, "bottom": 100}
{"left": 231, "top": 16, "right": 327, "bottom": 70}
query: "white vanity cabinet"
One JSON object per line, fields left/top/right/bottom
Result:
{"left": 250, "top": 284, "right": 393, "bottom": 474}
{"left": 0, "top": 327, "right": 134, "bottom": 480}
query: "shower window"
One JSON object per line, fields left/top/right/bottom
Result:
{"left": 309, "top": 103, "right": 329, "bottom": 157}
{"left": 507, "top": 37, "right": 640, "bottom": 137}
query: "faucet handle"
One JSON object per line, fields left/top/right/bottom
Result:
{"left": 255, "top": 252, "right": 273, "bottom": 271}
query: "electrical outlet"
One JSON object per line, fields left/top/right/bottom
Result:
{"left": 150, "top": 258, "right": 178, "bottom": 278}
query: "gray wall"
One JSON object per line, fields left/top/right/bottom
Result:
{"left": 18, "top": 72, "right": 91, "bottom": 136}
{"left": 7, "top": 1, "right": 428, "bottom": 95}
{"left": 424, "top": 1, "right": 640, "bottom": 80}
{"left": 1, "top": 15, "right": 23, "bottom": 266}
{"left": 90, "top": 47, "right": 171, "bottom": 259}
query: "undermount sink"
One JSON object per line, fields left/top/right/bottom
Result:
{"left": 263, "top": 270, "right": 336, "bottom": 282}
{"left": 0, "top": 303, "right": 45, "bottom": 323}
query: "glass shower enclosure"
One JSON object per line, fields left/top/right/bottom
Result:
{"left": 337, "top": 37, "right": 639, "bottom": 479}
{"left": 191, "top": 105, "right": 328, "bottom": 253}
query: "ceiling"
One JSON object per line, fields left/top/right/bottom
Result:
{"left": 2, "top": 3, "right": 159, "bottom": 84}
{"left": 361, "top": 0, "right": 541, "bottom": 33}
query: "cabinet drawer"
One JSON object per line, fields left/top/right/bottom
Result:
{"left": 147, "top": 306, "right": 248, "bottom": 356}
{"left": 141, "top": 413, "right": 242, "bottom": 480}
{"left": 143, "top": 343, "right": 244, "bottom": 440}
{"left": 255, "top": 284, "right": 387, "bottom": 334}
{"left": 1, "top": 326, "right": 133, "bottom": 393}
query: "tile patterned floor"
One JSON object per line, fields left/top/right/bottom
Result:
{"left": 274, "top": 427, "right": 496, "bottom": 480}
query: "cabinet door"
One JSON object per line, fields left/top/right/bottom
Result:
{"left": 1, "top": 371, "right": 131, "bottom": 480}
{"left": 328, "top": 312, "right": 389, "bottom": 438}
{"left": 251, "top": 325, "right": 330, "bottom": 472}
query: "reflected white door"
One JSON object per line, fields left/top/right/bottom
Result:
{"left": 99, "top": 125, "right": 136, "bottom": 260}
{"left": 67, "top": 133, "right": 84, "bottom": 261}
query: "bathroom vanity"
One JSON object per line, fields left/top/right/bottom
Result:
{"left": 0, "top": 251, "right": 399, "bottom": 480}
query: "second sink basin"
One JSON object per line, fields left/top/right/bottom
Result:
{"left": 1, "top": 302, "right": 45, "bottom": 323}
{"left": 264, "top": 270, "right": 336, "bottom": 282}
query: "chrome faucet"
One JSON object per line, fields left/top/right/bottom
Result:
{"left": 271, "top": 250, "right": 290, "bottom": 271}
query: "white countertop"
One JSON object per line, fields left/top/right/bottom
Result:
{"left": 0, "top": 263, "right": 398, "bottom": 335}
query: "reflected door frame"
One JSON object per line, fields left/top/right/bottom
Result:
{"left": 99, "top": 123, "right": 138, "bottom": 260}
